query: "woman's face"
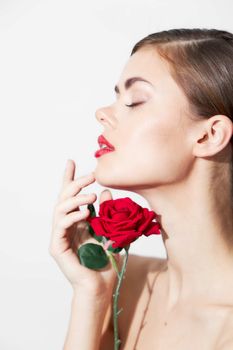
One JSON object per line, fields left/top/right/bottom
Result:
{"left": 94, "top": 47, "right": 196, "bottom": 191}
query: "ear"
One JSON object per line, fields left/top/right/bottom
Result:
{"left": 192, "top": 115, "right": 233, "bottom": 157}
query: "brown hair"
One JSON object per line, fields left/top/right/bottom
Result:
{"left": 130, "top": 28, "right": 233, "bottom": 202}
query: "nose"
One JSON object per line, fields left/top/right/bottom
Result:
{"left": 95, "top": 106, "right": 116, "bottom": 128}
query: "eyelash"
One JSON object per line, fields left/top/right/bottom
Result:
{"left": 125, "top": 102, "right": 144, "bottom": 108}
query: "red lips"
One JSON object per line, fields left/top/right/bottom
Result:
{"left": 94, "top": 134, "right": 115, "bottom": 158}
{"left": 97, "top": 135, "right": 115, "bottom": 150}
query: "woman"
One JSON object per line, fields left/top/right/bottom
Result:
{"left": 49, "top": 28, "right": 233, "bottom": 349}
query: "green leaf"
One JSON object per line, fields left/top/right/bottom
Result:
{"left": 87, "top": 203, "right": 96, "bottom": 217}
{"left": 106, "top": 244, "right": 123, "bottom": 254}
{"left": 77, "top": 243, "right": 109, "bottom": 270}
{"left": 86, "top": 221, "right": 103, "bottom": 243}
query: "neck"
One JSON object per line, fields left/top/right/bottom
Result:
{"left": 135, "top": 163, "right": 233, "bottom": 307}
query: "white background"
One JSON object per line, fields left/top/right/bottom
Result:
{"left": 0, "top": 0, "right": 232, "bottom": 349}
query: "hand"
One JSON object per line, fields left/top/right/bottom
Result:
{"left": 49, "top": 159, "right": 121, "bottom": 298}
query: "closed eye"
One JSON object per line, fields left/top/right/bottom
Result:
{"left": 125, "top": 101, "right": 144, "bottom": 108}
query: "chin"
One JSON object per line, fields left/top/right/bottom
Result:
{"left": 93, "top": 167, "right": 150, "bottom": 192}
{"left": 94, "top": 170, "right": 123, "bottom": 189}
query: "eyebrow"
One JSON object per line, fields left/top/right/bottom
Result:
{"left": 114, "top": 76, "right": 152, "bottom": 94}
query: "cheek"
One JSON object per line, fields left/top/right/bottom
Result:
{"left": 121, "top": 118, "right": 193, "bottom": 183}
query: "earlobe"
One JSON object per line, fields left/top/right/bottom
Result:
{"left": 193, "top": 115, "right": 233, "bottom": 158}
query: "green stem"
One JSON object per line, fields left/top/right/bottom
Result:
{"left": 110, "top": 246, "right": 130, "bottom": 350}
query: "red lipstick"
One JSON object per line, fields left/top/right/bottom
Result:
{"left": 94, "top": 135, "right": 115, "bottom": 158}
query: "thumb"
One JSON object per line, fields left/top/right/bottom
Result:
{"left": 99, "top": 189, "right": 113, "bottom": 205}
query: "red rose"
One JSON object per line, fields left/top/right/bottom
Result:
{"left": 86, "top": 197, "right": 161, "bottom": 248}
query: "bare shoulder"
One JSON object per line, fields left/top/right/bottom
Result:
{"left": 117, "top": 252, "right": 166, "bottom": 308}
{"left": 100, "top": 253, "right": 166, "bottom": 349}
{"left": 116, "top": 253, "right": 166, "bottom": 340}
{"left": 118, "top": 252, "right": 166, "bottom": 293}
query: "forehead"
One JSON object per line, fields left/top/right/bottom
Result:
{"left": 117, "top": 47, "right": 190, "bottom": 108}
{"left": 118, "top": 47, "right": 173, "bottom": 86}
{"left": 117, "top": 47, "right": 191, "bottom": 117}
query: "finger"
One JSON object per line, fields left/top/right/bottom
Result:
{"left": 58, "top": 173, "right": 96, "bottom": 201}
{"left": 99, "top": 189, "right": 113, "bottom": 205}
{"left": 72, "top": 219, "right": 94, "bottom": 249}
{"left": 56, "top": 193, "right": 97, "bottom": 215}
{"left": 62, "top": 159, "right": 75, "bottom": 188}
{"left": 54, "top": 209, "right": 90, "bottom": 238}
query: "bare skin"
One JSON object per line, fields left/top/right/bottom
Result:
{"left": 94, "top": 47, "right": 233, "bottom": 349}
{"left": 50, "top": 46, "right": 233, "bottom": 349}
{"left": 111, "top": 254, "right": 233, "bottom": 349}
{"left": 49, "top": 160, "right": 123, "bottom": 349}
